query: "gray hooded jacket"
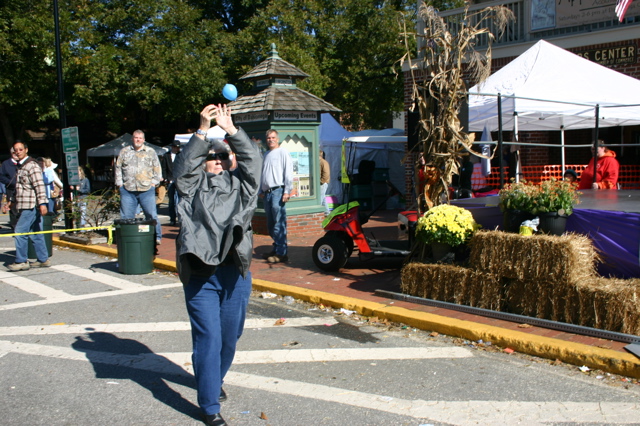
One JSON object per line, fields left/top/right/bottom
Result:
{"left": 174, "top": 128, "right": 262, "bottom": 284}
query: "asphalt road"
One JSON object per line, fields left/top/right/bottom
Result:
{"left": 0, "top": 244, "right": 639, "bottom": 425}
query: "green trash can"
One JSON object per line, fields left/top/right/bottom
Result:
{"left": 114, "top": 218, "right": 156, "bottom": 274}
{"left": 28, "top": 213, "right": 53, "bottom": 259}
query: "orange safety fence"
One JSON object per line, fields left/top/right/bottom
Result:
{"left": 471, "top": 164, "right": 640, "bottom": 190}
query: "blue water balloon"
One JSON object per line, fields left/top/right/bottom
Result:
{"left": 222, "top": 84, "right": 238, "bottom": 101}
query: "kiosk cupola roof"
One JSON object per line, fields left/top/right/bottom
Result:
{"left": 239, "top": 44, "right": 310, "bottom": 81}
{"left": 229, "top": 44, "right": 340, "bottom": 114}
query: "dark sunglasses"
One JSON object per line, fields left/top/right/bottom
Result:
{"left": 206, "top": 152, "right": 230, "bottom": 161}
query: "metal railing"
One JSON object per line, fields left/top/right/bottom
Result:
{"left": 426, "top": 0, "right": 640, "bottom": 52}
{"left": 439, "top": 0, "right": 527, "bottom": 48}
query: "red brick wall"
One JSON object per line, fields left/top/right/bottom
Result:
{"left": 252, "top": 213, "right": 325, "bottom": 238}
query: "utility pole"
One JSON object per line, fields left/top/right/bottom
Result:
{"left": 53, "top": 0, "right": 73, "bottom": 230}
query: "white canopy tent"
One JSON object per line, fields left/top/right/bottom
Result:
{"left": 319, "top": 113, "right": 406, "bottom": 208}
{"left": 468, "top": 40, "right": 640, "bottom": 175}
{"left": 468, "top": 40, "right": 640, "bottom": 132}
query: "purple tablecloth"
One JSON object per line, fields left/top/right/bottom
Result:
{"left": 566, "top": 208, "right": 640, "bottom": 279}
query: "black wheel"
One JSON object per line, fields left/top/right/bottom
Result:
{"left": 312, "top": 235, "right": 348, "bottom": 272}
{"left": 326, "top": 231, "right": 354, "bottom": 257}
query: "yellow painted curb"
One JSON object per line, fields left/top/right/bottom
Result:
{"left": 53, "top": 238, "right": 640, "bottom": 379}
{"left": 252, "top": 278, "right": 640, "bottom": 379}
{"left": 53, "top": 237, "right": 177, "bottom": 272}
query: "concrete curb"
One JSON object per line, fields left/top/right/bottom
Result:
{"left": 52, "top": 237, "right": 640, "bottom": 379}
{"left": 53, "top": 237, "right": 177, "bottom": 272}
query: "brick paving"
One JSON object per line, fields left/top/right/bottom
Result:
{"left": 151, "top": 208, "right": 633, "bottom": 355}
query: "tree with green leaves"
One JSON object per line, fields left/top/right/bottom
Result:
{"left": 234, "top": 0, "right": 413, "bottom": 129}
{"left": 1, "top": 0, "right": 467, "bottom": 149}
{"left": 0, "top": 0, "right": 59, "bottom": 145}
{"left": 1, "top": 0, "right": 230, "bottom": 145}
{"left": 65, "top": 0, "right": 229, "bottom": 132}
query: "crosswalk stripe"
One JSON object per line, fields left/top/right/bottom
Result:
{"left": 51, "top": 264, "right": 145, "bottom": 290}
{"left": 0, "top": 340, "right": 470, "bottom": 371}
{"left": 0, "top": 282, "right": 182, "bottom": 311}
{"left": 0, "top": 339, "right": 637, "bottom": 424}
{"left": 232, "top": 347, "right": 472, "bottom": 364}
{"left": 0, "top": 271, "right": 70, "bottom": 299}
{"left": 0, "top": 317, "right": 338, "bottom": 336}
{"left": 226, "top": 371, "right": 640, "bottom": 424}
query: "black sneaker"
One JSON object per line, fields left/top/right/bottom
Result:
{"left": 202, "top": 413, "right": 227, "bottom": 426}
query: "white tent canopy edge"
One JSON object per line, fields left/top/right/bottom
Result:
{"left": 320, "top": 114, "right": 407, "bottom": 208}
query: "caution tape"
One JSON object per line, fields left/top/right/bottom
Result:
{"left": 1, "top": 226, "right": 115, "bottom": 245}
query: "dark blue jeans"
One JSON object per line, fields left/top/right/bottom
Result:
{"left": 167, "top": 182, "right": 179, "bottom": 223}
{"left": 119, "top": 186, "right": 162, "bottom": 242}
{"left": 14, "top": 207, "right": 48, "bottom": 263}
{"left": 263, "top": 187, "right": 288, "bottom": 256}
{"left": 183, "top": 265, "right": 252, "bottom": 415}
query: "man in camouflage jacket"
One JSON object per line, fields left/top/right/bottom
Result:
{"left": 114, "top": 129, "right": 163, "bottom": 243}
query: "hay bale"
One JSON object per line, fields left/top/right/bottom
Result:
{"left": 503, "top": 280, "right": 546, "bottom": 319}
{"left": 400, "top": 263, "right": 502, "bottom": 309}
{"left": 573, "top": 277, "right": 640, "bottom": 334}
{"left": 469, "top": 230, "right": 598, "bottom": 284}
{"left": 503, "top": 279, "right": 528, "bottom": 316}
{"left": 401, "top": 263, "right": 472, "bottom": 302}
{"left": 620, "top": 281, "right": 640, "bottom": 335}
{"left": 503, "top": 278, "right": 573, "bottom": 321}
{"left": 474, "top": 271, "right": 505, "bottom": 311}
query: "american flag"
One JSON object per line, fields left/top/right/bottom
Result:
{"left": 615, "top": 0, "right": 633, "bottom": 21}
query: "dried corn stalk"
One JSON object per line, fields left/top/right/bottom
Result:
{"left": 400, "top": 4, "right": 514, "bottom": 211}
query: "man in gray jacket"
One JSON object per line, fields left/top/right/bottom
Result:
{"left": 173, "top": 104, "right": 261, "bottom": 426}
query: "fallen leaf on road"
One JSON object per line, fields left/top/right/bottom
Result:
{"left": 260, "top": 412, "right": 268, "bottom": 420}
{"left": 517, "top": 323, "right": 532, "bottom": 328}
{"left": 274, "top": 318, "right": 286, "bottom": 325}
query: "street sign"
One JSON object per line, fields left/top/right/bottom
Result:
{"left": 61, "top": 127, "right": 80, "bottom": 153}
{"left": 65, "top": 151, "right": 80, "bottom": 185}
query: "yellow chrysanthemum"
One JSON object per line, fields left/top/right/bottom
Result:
{"left": 415, "top": 204, "right": 480, "bottom": 246}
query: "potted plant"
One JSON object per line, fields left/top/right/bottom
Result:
{"left": 415, "top": 204, "right": 480, "bottom": 260}
{"left": 499, "top": 179, "right": 580, "bottom": 235}
{"left": 60, "top": 189, "right": 120, "bottom": 245}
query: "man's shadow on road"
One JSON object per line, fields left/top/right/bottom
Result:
{"left": 72, "top": 330, "right": 200, "bottom": 421}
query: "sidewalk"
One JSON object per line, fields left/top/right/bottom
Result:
{"left": 51, "top": 208, "right": 640, "bottom": 379}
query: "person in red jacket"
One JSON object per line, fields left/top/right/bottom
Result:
{"left": 578, "top": 141, "right": 619, "bottom": 190}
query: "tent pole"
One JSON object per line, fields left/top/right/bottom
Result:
{"left": 560, "top": 127, "right": 566, "bottom": 174}
{"left": 593, "top": 105, "right": 600, "bottom": 186}
{"left": 513, "top": 112, "right": 520, "bottom": 183}
{"left": 498, "top": 94, "right": 504, "bottom": 188}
